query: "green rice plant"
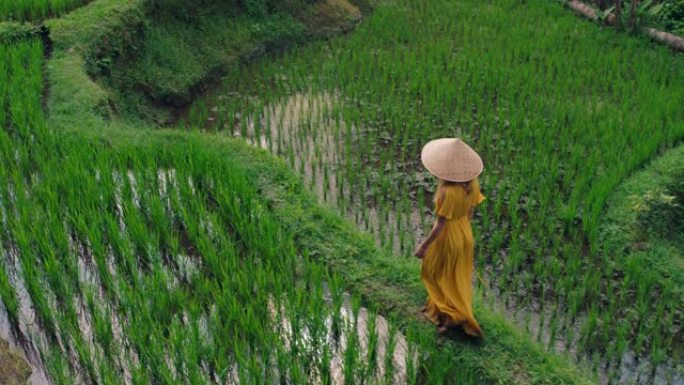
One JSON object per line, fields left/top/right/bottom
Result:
{"left": 548, "top": 309, "right": 560, "bottom": 352}
{"left": 85, "top": 289, "right": 116, "bottom": 361}
{"left": 404, "top": 328, "right": 422, "bottom": 385}
{"left": 68, "top": 321, "right": 98, "bottom": 383}
{"left": 12, "top": 221, "right": 58, "bottom": 341}
{"left": 343, "top": 295, "right": 361, "bottom": 384}
{"left": 82, "top": 214, "right": 116, "bottom": 298}
{"left": 381, "top": 319, "right": 398, "bottom": 385}
{"left": 42, "top": 346, "right": 72, "bottom": 385}
{"left": 0, "top": 257, "right": 19, "bottom": 330}
{"left": 0, "top": 0, "right": 92, "bottom": 21}
{"left": 95, "top": 356, "right": 121, "bottom": 385}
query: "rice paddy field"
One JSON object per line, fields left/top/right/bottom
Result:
{"left": 0, "top": 0, "right": 683, "bottom": 384}
{"left": 0, "top": 0, "right": 91, "bottom": 21}
{"left": 1, "top": 37, "right": 471, "bottom": 384}
{"left": 182, "top": 0, "right": 684, "bottom": 381}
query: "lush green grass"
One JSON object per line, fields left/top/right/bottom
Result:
{"left": 603, "top": 144, "right": 684, "bottom": 258}
{"left": 184, "top": 0, "right": 684, "bottom": 375}
{"left": 0, "top": 22, "right": 43, "bottom": 43}
{"left": 0, "top": 0, "right": 91, "bottom": 21}
{"left": 601, "top": 144, "right": 684, "bottom": 341}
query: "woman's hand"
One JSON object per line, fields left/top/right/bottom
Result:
{"left": 414, "top": 243, "right": 428, "bottom": 259}
{"left": 415, "top": 217, "right": 445, "bottom": 259}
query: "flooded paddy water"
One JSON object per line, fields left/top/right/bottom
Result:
{"left": 189, "top": 90, "right": 430, "bottom": 256}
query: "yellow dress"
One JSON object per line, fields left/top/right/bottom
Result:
{"left": 420, "top": 179, "right": 485, "bottom": 337}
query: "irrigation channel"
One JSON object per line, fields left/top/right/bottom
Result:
{"left": 0, "top": 167, "right": 414, "bottom": 385}
{"left": 182, "top": 87, "right": 684, "bottom": 385}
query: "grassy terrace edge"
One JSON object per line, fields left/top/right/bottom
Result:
{"left": 601, "top": 144, "right": 684, "bottom": 287}
{"left": 35, "top": 0, "right": 594, "bottom": 383}
{"left": 0, "top": 21, "right": 43, "bottom": 43}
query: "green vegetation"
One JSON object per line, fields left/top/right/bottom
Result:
{"left": 104, "top": 1, "right": 346, "bottom": 123}
{"left": 0, "top": 0, "right": 596, "bottom": 381}
{"left": 633, "top": 169, "right": 684, "bottom": 250}
{"left": 0, "top": 0, "right": 682, "bottom": 383}
{"left": 0, "top": 31, "right": 592, "bottom": 382}
{"left": 0, "top": 22, "right": 43, "bottom": 43}
{"left": 582, "top": 0, "right": 684, "bottom": 35}
{"left": 0, "top": 0, "right": 91, "bottom": 22}
{"left": 656, "top": 0, "right": 684, "bottom": 35}
{"left": 44, "top": 0, "right": 362, "bottom": 125}
{"left": 602, "top": 144, "right": 684, "bottom": 305}
{"left": 185, "top": 0, "right": 684, "bottom": 379}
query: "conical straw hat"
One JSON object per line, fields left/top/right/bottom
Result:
{"left": 420, "top": 138, "right": 483, "bottom": 182}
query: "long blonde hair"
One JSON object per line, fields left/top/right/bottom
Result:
{"left": 437, "top": 178, "right": 473, "bottom": 195}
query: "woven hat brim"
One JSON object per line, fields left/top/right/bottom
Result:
{"left": 421, "top": 138, "right": 483, "bottom": 182}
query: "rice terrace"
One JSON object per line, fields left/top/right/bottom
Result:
{"left": 0, "top": 0, "right": 683, "bottom": 384}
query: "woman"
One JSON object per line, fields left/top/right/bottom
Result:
{"left": 415, "top": 138, "right": 485, "bottom": 337}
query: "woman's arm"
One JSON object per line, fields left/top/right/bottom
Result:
{"left": 415, "top": 216, "right": 446, "bottom": 258}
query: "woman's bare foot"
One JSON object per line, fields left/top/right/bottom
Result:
{"left": 437, "top": 324, "right": 450, "bottom": 335}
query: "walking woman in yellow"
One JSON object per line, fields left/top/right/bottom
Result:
{"left": 415, "top": 138, "right": 485, "bottom": 337}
